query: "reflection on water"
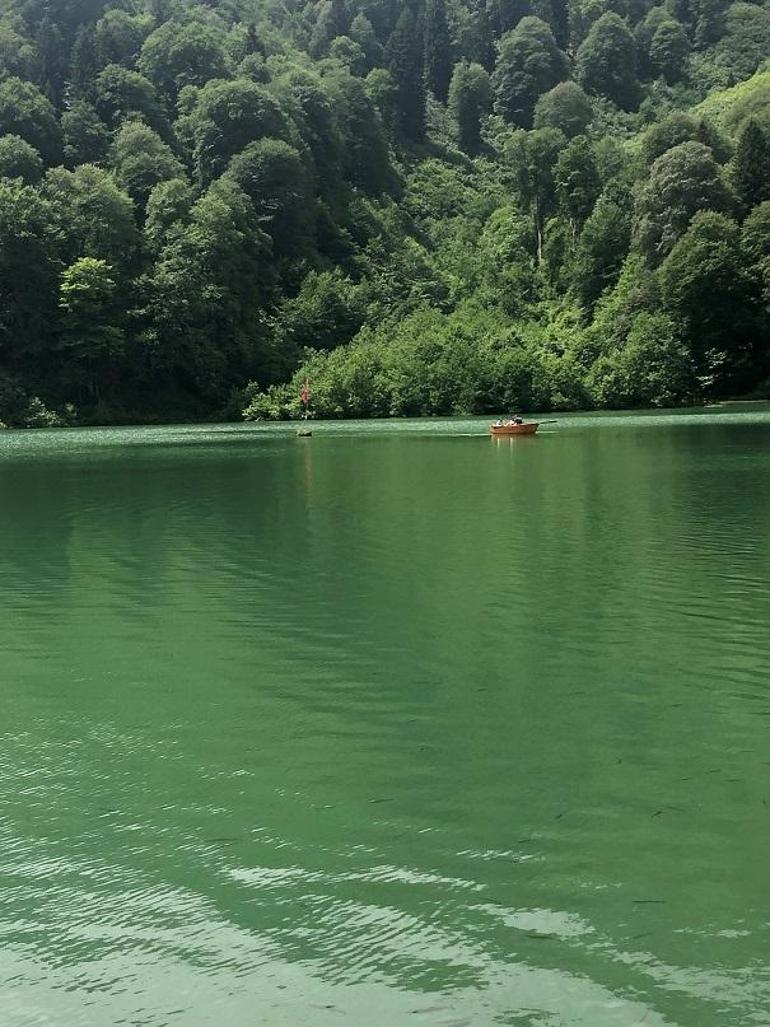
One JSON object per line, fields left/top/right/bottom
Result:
{"left": 1, "top": 408, "right": 770, "bottom": 1026}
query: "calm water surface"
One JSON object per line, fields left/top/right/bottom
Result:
{"left": 1, "top": 407, "right": 770, "bottom": 1026}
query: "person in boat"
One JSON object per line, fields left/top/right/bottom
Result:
{"left": 494, "top": 419, "right": 503, "bottom": 427}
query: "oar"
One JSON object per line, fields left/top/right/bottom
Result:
{"left": 538, "top": 419, "right": 559, "bottom": 424}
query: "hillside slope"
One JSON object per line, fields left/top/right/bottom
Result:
{"left": 0, "top": 0, "right": 769, "bottom": 425}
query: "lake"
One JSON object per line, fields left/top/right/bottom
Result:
{"left": 1, "top": 407, "right": 769, "bottom": 1027}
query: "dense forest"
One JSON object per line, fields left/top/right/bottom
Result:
{"left": 1, "top": 0, "right": 770, "bottom": 424}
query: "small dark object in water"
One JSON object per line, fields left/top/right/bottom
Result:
{"left": 297, "top": 427, "right": 312, "bottom": 437}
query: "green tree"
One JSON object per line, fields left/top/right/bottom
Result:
{"left": 310, "top": 0, "right": 348, "bottom": 57}
{"left": 448, "top": 60, "right": 493, "bottom": 152}
{"left": 145, "top": 178, "right": 274, "bottom": 404}
{"left": 713, "top": 4, "right": 770, "bottom": 85}
{"left": 95, "top": 9, "right": 151, "bottom": 68}
{"left": 554, "top": 135, "right": 601, "bottom": 237}
{"left": 641, "top": 111, "right": 731, "bottom": 166}
{"left": 35, "top": 15, "right": 67, "bottom": 107}
{"left": 492, "top": 17, "right": 568, "bottom": 128}
{"left": 424, "top": 0, "right": 453, "bottom": 102}
{"left": 188, "top": 78, "right": 292, "bottom": 184}
{"left": 489, "top": 0, "right": 532, "bottom": 35}
{"left": 729, "top": 119, "right": 770, "bottom": 210}
{"left": 0, "top": 19, "right": 37, "bottom": 81}
{"left": 269, "top": 268, "right": 367, "bottom": 374}
{"left": 0, "top": 180, "right": 60, "bottom": 369}
{"left": 534, "top": 80, "right": 593, "bottom": 137}
{"left": 349, "top": 13, "right": 383, "bottom": 71}
{"left": 227, "top": 138, "right": 314, "bottom": 263}
{"left": 270, "top": 68, "right": 343, "bottom": 202}
{"left": 576, "top": 13, "right": 638, "bottom": 111}
{"left": 634, "top": 141, "right": 731, "bottom": 263}
{"left": 70, "top": 25, "right": 102, "bottom": 101}
{"left": 111, "top": 120, "right": 185, "bottom": 211}
{"left": 143, "top": 178, "right": 194, "bottom": 255}
{"left": 327, "top": 68, "right": 397, "bottom": 193}
{"left": 0, "top": 77, "right": 61, "bottom": 164}
{"left": 572, "top": 182, "right": 632, "bottom": 309}
{"left": 578, "top": 252, "right": 660, "bottom": 391}
{"left": 742, "top": 200, "right": 770, "bottom": 313}
{"left": 649, "top": 20, "right": 690, "bottom": 84}
{"left": 504, "top": 126, "right": 565, "bottom": 262}
{"left": 386, "top": 5, "right": 426, "bottom": 142}
{"left": 694, "top": 0, "right": 727, "bottom": 47}
{"left": 329, "top": 36, "right": 368, "bottom": 75}
{"left": 364, "top": 67, "right": 398, "bottom": 135}
{"left": 59, "top": 257, "right": 124, "bottom": 402}
{"left": 742, "top": 200, "right": 770, "bottom": 267}
{"left": 61, "top": 101, "right": 111, "bottom": 168}
{"left": 94, "top": 64, "right": 166, "bottom": 133}
{"left": 138, "top": 19, "right": 230, "bottom": 102}
{"left": 463, "top": 0, "right": 495, "bottom": 70}
{"left": 588, "top": 311, "right": 695, "bottom": 407}
{"left": 660, "top": 210, "right": 757, "bottom": 389}
{"left": 0, "top": 135, "right": 43, "bottom": 184}
{"left": 43, "top": 165, "right": 138, "bottom": 267}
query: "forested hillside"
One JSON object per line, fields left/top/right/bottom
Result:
{"left": 1, "top": 0, "right": 770, "bottom": 424}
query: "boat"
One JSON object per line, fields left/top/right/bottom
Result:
{"left": 490, "top": 421, "right": 539, "bottom": 436}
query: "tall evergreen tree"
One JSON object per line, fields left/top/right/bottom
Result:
{"left": 424, "top": 0, "right": 453, "bottom": 102}
{"left": 70, "top": 25, "right": 102, "bottom": 101}
{"left": 468, "top": 0, "right": 495, "bottom": 70}
{"left": 35, "top": 16, "right": 67, "bottom": 108}
{"left": 489, "top": 0, "right": 531, "bottom": 35}
{"left": 549, "top": 0, "right": 570, "bottom": 47}
{"left": 730, "top": 119, "right": 770, "bottom": 210}
{"left": 386, "top": 5, "right": 426, "bottom": 142}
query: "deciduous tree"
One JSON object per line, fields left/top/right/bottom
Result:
{"left": 576, "top": 13, "right": 638, "bottom": 111}
{"left": 493, "top": 16, "right": 568, "bottom": 128}
{"left": 534, "top": 81, "right": 593, "bottom": 138}
{"left": 448, "top": 60, "right": 492, "bottom": 152}
{"left": 634, "top": 141, "right": 731, "bottom": 263}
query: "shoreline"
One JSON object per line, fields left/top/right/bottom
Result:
{"left": 3, "top": 398, "right": 770, "bottom": 433}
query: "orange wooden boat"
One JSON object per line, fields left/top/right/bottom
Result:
{"left": 490, "top": 421, "right": 539, "bottom": 436}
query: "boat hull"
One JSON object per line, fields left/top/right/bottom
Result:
{"left": 490, "top": 423, "right": 539, "bottom": 436}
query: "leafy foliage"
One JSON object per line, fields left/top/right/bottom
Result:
{"left": 0, "top": 0, "right": 768, "bottom": 427}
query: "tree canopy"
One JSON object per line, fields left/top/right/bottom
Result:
{"left": 0, "top": 0, "right": 768, "bottom": 427}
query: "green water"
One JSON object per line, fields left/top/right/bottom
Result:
{"left": 2, "top": 408, "right": 770, "bottom": 1027}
